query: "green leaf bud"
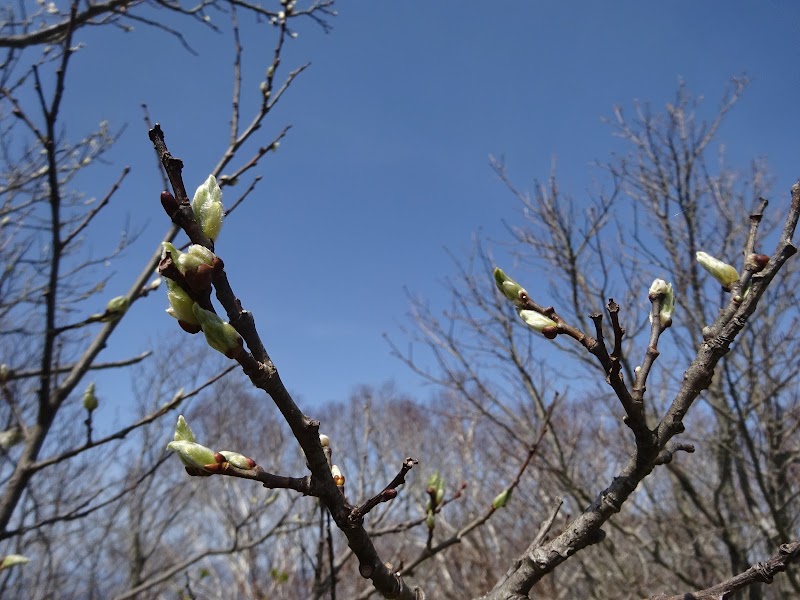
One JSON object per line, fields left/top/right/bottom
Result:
{"left": 648, "top": 279, "right": 675, "bottom": 326}
{"left": 0, "top": 554, "right": 29, "bottom": 570}
{"left": 494, "top": 267, "right": 527, "bottom": 302}
{"left": 192, "top": 174, "right": 224, "bottom": 242}
{"left": 186, "top": 244, "right": 216, "bottom": 266}
{"left": 696, "top": 251, "right": 739, "bottom": 287}
{"left": 492, "top": 488, "right": 512, "bottom": 509}
{"left": 166, "top": 440, "right": 217, "bottom": 471}
{"left": 104, "top": 295, "right": 129, "bottom": 319}
{"left": 0, "top": 426, "right": 23, "bottom": 450}
{"left": 82, "top": 382, "right": 98, "bottom": 412}
{"left": 219, "top": 450, "right": 257, "bottom": 469}
{"left": 174, "top": 415, "right": 195, "bottom": 443}
{"left": 162, "top": 243, "right": 215, "bottom": 276}
{"left": 518, "top": 309, "right": 558, "bottom": 333}
{"left": 191, "top": 304, "right": 244, "bottom": 358}
{"left": 165, "top": 279, "right": 199, "bottom": 325}
{"left": 426, "top": 512, "right": 436, "bottom": 530}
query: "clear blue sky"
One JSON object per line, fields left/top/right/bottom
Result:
{"left": 55, "top": 1, "right": 800, "bottom": 411}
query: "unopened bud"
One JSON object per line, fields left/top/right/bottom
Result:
{"left": 0, "top": 555, "right": 29, "bottom": 570}
{"left": 426, "top": 512, "right": 436, "bottom": 530}
{"left": 219, "top": 451, "right": 257, "bottom": 469}
{"left": 518, "top": 309, "right": 558, "bottom": 333}
{"left": 192, "top": 174, "right": 224, "bottom": 242}
{"left": 696, "top": 251, "right": 739, "bottom": 287}
{"left": 162, "top": 243, "right": 216, "bottom": 276}
{"left": 82, "top": 382, "right": 98, "bottom": 412}
{"left": 104, "top": 296, "right": 129, "bottom": 319}
{"left": 165, "top": 279, "right": 200, "bottom": 326}
{"left": 745, "top": 253, "right": 770, "bottom": 272}
{"left": 192, "top": 304, "right": 244, "bottom": 358}
{"left": 0, "top": 426, "right": 23, "bottom": 450}
{"left": 541, "top": 325, "right": 559, "bottom": 339}
{"left": 492, "top": 489, "right": 512, "bottom": 509}
{"left": 319, "top": 434, "right": 330, "bottom": 447}
{"left": 648, "top": 279, "right": 674, "bottom": 327}
{"left": 166, "top": 440, "right": 217, "bottom": 471}
{"left": 174, "top": 415, "right": 195, "bottom": 443}
{"left": 493, "top": 267, "right": 527, "bottom": 302}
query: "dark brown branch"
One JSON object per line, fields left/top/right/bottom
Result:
{"left": 350, "top": 457, "right": 417, "bottom": 523}
{"left": 149, "top": 127, "right": 424, "bottom": 600}
{"left": 199, "top": 463, "right": 311, "bottom": 495}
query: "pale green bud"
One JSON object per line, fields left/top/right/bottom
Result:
{"left": 0, "top": 426, "right": 23, "bottom": 450}
{"left": 696, "top": 251, "right": 739, "bottom": 287}
{"left": 518, "top": 309, "right": 558, "bottom": 333}
{"left": 161, "top": 241, "right": 181, "bottom": 263}
{"left": 174, "top": 415, "right": 195, "bottom": 443}
{"left": 191, "top": 304, "right": 243, "bottom": 358}
{"left": 219, "top": 450, "right": 256, "bottom": 469}
{"left": 648, "top": 279, "right": 675, "bottom": 326}
{"left": 165, "top": 280, "right": 199, "bottom": 325}
{"left": 0, "top": 363, "right": 8, "bottom": 383}
{"left": 494, "top": 267, "right": 527, "bottom": 302}
{"left": 162, "top": 242, "right": 214, "bottom": 273}
{"left": 105, "top": 295, "right": 129, "bottom": 319}
{"left": 492, "top": 489, "right": 512, "bottom": 509}
{"left": 186, "top": 244, "right": 216, "bottom": 265}
{"left": 427, "top": 472, "right": 445, "bottom": 506}
{"left": 426, "top": 512, "right": 436, "bottom": 530}
{"left": 192, "top": 174, "right": 224, "bottom": 242}
{"left": 166, "top": 440, "right": 217, "bottom": 470}
{"left": 82, "top": 382, "right": 98, "bottom": 412}
{"left": 0, "top": 554, "right": 29, "bottom": 570}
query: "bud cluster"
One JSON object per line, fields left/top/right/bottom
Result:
{"left": 494, "top": 267, "right": 558, "bottom": 338}
{"left": 167, "top": 416, "right": 257, "bottom": 474}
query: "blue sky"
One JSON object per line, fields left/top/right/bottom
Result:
{"left": 51, "top": 1, "right": 800, "bottom": 412}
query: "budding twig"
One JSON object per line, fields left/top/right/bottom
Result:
{"left": 351, "top": 458, "right": 417, "bottom": 523}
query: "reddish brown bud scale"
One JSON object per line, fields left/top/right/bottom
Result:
{"left": 541, "top": 325, "right": 559, "bottom": 339}
{"left": 185, "top": 263, "right": 214, "bottom": 292}
{"left": 160, "top": 191, "right": 179, "bottom": 216}
{"left": 178, "top": 320, "right": 202, "bottom": 334}
{"left": 747, "top": 253, "right": 770, "bottom": 272}
{"left": 213, "top": 452, "right": 226, "bottom": 463}
{"left": 384, "top": 488, "right": 398, "bottom": 500}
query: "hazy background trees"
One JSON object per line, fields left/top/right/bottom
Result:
{"left": 1, "top": 1, "right": 799, "bottom": 599}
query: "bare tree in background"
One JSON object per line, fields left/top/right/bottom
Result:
{"left": 402, "top": 80, "right": 800, "bottom": 599}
